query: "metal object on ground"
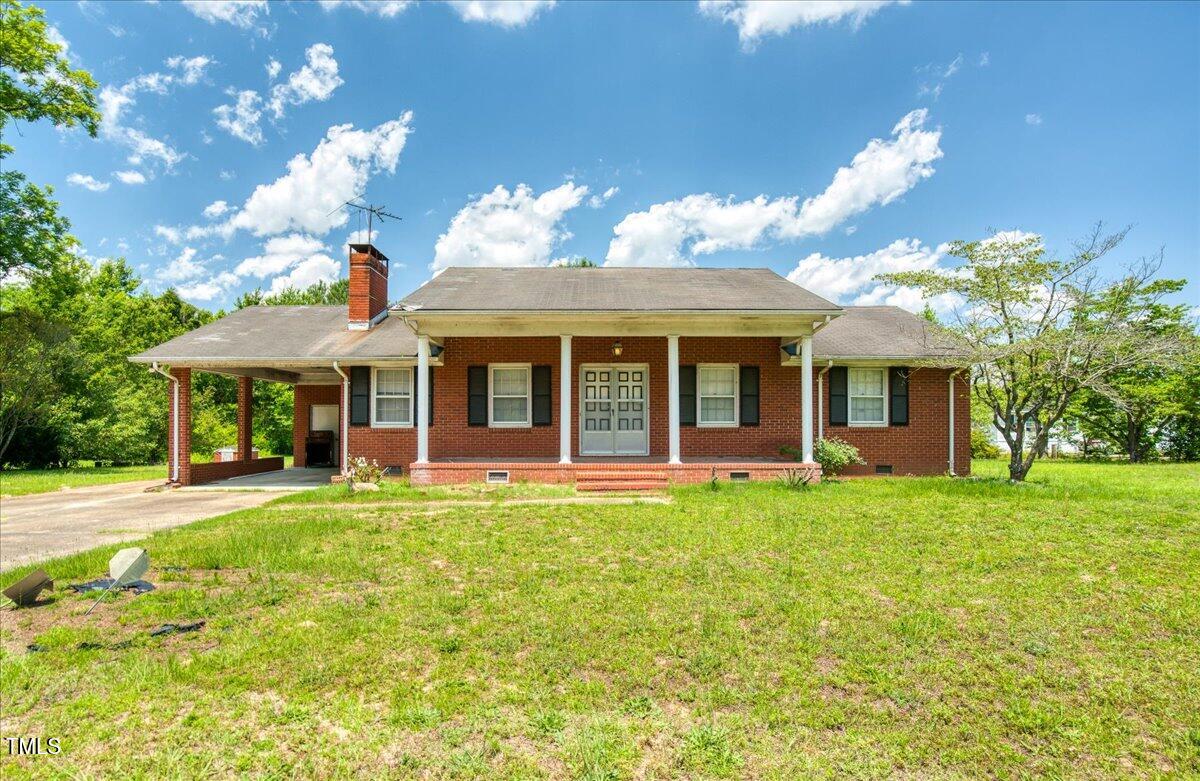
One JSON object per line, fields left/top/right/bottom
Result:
{"left": 150, "top": 621, "right": 205, "bottom": 637}
{"left": 2, "top": 569, "right": 54, "bottom": 607}
{"left": 85, "top": 548, "right": 150, "bottom": 616}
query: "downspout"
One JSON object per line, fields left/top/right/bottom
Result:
{"left": 817, "top": 361, "right": 833, "bottom": 442}
{"left": 333, "top": 362, "right": 350, "bottom": 476}
{"left": 948, "top": 369, "right": 959, "bottom": 476}
{"left": 150, "top": 362, "right": 179, "bottom": 483}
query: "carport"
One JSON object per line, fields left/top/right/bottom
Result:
{"left": 129, "top": 303, "right": 420, "bottom": 487}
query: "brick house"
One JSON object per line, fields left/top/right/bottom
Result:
{"left": 132, "top": 244, "right": 969, "bottom": 487}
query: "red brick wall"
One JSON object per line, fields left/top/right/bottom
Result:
{"left": 337, "top": 336, "right": 970, "bottom": 476}
{"left": 168, "top": 367, "right": 191, "bottom": 485}
{"left": 348, "top": 250, "right": 388, "bottom": 324}
{"left": 293, "top": 384, "right": 341, "bottom": 467}
{"left": 236, "top": 376, "right": 253, "bottom": 463}
{"left": 820, "top": 368, "right": 971, "bottom": 476}
{"left": 190, "top": 456, "right": 285, "bottom": 485}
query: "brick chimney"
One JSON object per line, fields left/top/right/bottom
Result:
{"left": 348, "top": 243, "right": 389, "bottom": 330}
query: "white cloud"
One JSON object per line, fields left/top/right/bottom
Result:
{"left": 699, "top": 0, "right": 903, "bottom": 48}
{"left": 67, "top": 173, "right": 109, "bottom": 192}
{"left": 1025, "top": 113, "right": 1043, "bottom": 126}
{"left": 978, "top": 51, "right": 990, "bottom": 66}
{"left": 917, "top": 53, "right": 962, "bottom": 100}
{"left": 114, "top": 170, "right": 147, "bottom": 185}
{"left": 588, "top": 186, "right": 619, "bottom": 209}
{"left": 214, "top": 89, "right": 264, "bottom": 145}
{"left": 159, "top": 246, "right": 205, "bottom": 283}
{"left": 266, "top": 58, "right": 281, "bottom": 79}
{"left": 176, "top": 271, "right": 240, "bottom": 302}
{"left": 605, "top": 109, "right": 942, "bottom": 265}
{"left": 46, "top": 25, "right": 70, "bottom": 57}
{"left": 154, "top": 225, "right": 183, "bottom": 243}
{"left": 181, "top": 0, "right": 268, "bottom": 29}
{"left": 219, "top": 170, "right": 236, "bottom": 180}
{"left": 268, "top": 254, "right": 341, "bottom": 294}
{"left": 98, "top": 56, "right": 212, "bottom": 171}
{"left": 165, "top": 55, "right": 213, "bottom": 85}
{"left": 786, "top": 238, "right": 956, "bottom": 312}
{"left": 448, "top": 0, "right": 556, "bottom": 27}
{"left": 234, "top": 234, "right": 328, "bottom": 278}
{"left": 318, "top": 0, "right": 412, "bottom": 17}
{"left": 267, "top": 43, "right": 343, "bottom": 119}
{"left": 219, "top": 114, "right": 414, "bottom": 237}
{"left": 203, "top": 200, "right": 230, "bottom": 219}
{"left": 432, "top": 182, "right": 588, "bottom": 271}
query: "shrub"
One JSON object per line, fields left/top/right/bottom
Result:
{"left": 781, "top": 437, "right": 865, "bottom": 476}
{"left": 777, "top": 468, "right": 814, "bottom": 490}
{"left": 971, "top": 428, "right": 1001, "bottom": 459}
{"left": 815, "top": 437, "right": 865, "bottom": 476}
{"left": 347, "top": 456, "right": 383, "bottom": 485}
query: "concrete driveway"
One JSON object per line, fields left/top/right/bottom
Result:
{"left": 0, "top": 479, "right": 297, "bottom": 572}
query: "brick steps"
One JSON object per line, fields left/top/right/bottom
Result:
{"left": 575, "top": 471, "right": 669, "bottom": 492}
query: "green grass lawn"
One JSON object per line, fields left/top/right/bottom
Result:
{"left": 0, "top": 463, "right": 167, "bottom": 497}
{"left": 1, "top": 460, "right": 1197, "bottom": 779}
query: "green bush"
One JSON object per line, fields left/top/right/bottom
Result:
{"left": 971, "top": 428, "right": 1002, "bottom": 459}
{"left": 781, "top": 437, "right": 865, "bottom": 477}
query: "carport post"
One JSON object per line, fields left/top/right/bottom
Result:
{"left": 237, "top": 376, "right": 253, "bottom": 462}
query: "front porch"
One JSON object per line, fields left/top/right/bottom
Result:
{"left": 411, "top": 457, "right": 816, "bottom": 489}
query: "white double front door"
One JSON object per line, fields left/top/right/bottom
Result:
{"left": 579, "top": 364, "right": 649, "bottom": 456}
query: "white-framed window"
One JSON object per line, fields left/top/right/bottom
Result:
{"left": 698, "top": 364, "right": 738, "bottom": 427}
{"left": 489, "top": 364, "right": 531, "bottom": 427}
{"left": 849, "top": 367, "right": 887, "bottom": 426}
{"left": 372, "top": 367, "right": 413, "bottom": 427}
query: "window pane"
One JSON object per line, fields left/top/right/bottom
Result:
{"left": 851, "top": 397, "right": 884, "bottom": 423}
{"left": 376, "top": 396, "right": 410, "bottom": 424}
{"left": 700, "top": 397, "right": 735, "bottom": 423}
{"left": 493, "top": 396, "right": 527, "bottom": 423}
{"left": 376, "top": 369, "right": 411, "bottom": 395}
{"left": 493, "top": 368, "right": 528, "bottom": 396}
{"left": 700, "top": 368, "right": 735, "bottom": 396}
{"left": 849, "top": 369, "right": 883, "bottom": 397}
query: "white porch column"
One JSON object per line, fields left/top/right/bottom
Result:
{"left": 559, "top": 335, "right": 572, "bottom": 463}
{"left": 801, "top": 336, "right": 814, "bottom": 463}
{"left": 667, "top": 334, "right": 681, "bottom": 464}
{"left": 416, "top": 334, "right": 430, "bottom": 463}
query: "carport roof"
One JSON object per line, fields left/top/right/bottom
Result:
{"left": 130, "top": 305, "right": 419, "bottom": 363}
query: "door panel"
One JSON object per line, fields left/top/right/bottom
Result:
{"left": 580, "top": 365, "right": 648, "bottom": 455}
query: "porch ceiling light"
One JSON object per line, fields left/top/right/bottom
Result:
{"left": 611, "top": 341, "right": 623, "bottom": 357}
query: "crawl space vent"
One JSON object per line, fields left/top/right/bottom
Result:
{"left": 486, "top": 470, "right": 510, "bottom": 484}
{"left": 729, "top": 471, "right": 751, "bottom": 482}
{"left": 875, "top": 465, "right": 894, "bottom": 475}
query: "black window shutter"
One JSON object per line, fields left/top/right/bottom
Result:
{"left": 739, "top": 365, "right": 760, "bottom": 426}
{"left": 350, "top": 367, "right": 370, "bottom": 425}
{"left": 889, "top": 367, "right": 909, "bottom": 426}
{"left": 467, "top": 366, "right": 487, "bottom": 426}
{"left": 828, "top": 366, "right": 848, "bottom": 426}
{"left": 679, "top": 365, "right": 697, "bottom": 426}
{"left": 532, "top": 365, "right": 552, "bottom": 426}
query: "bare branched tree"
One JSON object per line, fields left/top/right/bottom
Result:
{"left": 878, "top": 224, "right": 1190, "bottom": 481}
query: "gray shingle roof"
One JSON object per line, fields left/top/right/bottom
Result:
{"left": 812, "top": 306, "right": 967, "bottom": 361}
{"left": 131, "top": 306, "right": 418, "bottom": 363}
{"left": 399, "top": 267, "right": 841, "bottom": 312}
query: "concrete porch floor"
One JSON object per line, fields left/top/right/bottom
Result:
{"left": 180, "top": 467, "right": 337, "bottom": 492}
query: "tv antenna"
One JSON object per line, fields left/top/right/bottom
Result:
{"left": 330, "top": 197, "right": 401, "bottom": 246}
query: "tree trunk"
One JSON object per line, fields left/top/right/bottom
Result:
{"left": 1127, "top": 415, "right": 1141, "bottom": 463}
{"left": 1008, "top": 449, "right": 1029, "bottom": 481}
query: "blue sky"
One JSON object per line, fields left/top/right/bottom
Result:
{"left": 17, "top": 0, "right": 1199, "bottom": 311}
